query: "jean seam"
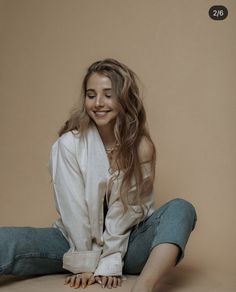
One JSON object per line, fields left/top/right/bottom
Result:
{"left": 0, "top": 253, "right": 62, "bottom": 269}
{"left": 0, "top": 252, "right": 62, "bottom": 268}
{"left": 15, "top": 253, "right": 62, "bottom": 260}
{"left": 0, "top": 260, "right": 14, "bottom": 270}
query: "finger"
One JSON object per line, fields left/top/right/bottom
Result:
{"left": 95, "top": 276, "right": 102, "bottom": 284}
{"left": 74, "top": 275, "right": 81, "bottom": 289}
{"left": 81, "top": 275, "right": 88, "bottom": 289}
{"left": 101, "top": 276, "right": 108, "bottom": 288}
{"left": 70, "top": 275, "right": 77, "bottom": 287}
{"left": 107, "top": 276, "right": 113, "bottom": 289}
{"left": 117, "top": 277, "right": 122, "bottom": 286}
{"left": 88, "top": 276, "right": 95, "bottom": 286}
{"left": 64, "top": 275, "right": 72, "bottom": 285}
{"left": 112, "top": 277, "right": 118, "bottom": 288}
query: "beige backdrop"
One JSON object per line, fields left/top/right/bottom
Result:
{"left": 0, "top": 0, "right": 235, "bottom": 290}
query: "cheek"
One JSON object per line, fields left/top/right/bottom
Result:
{"left": 112, "top": 110, "right": 120, "bottom": 120}
{"left": 109, "top": 101, "right": 119, "bottom": 113}
{"left": 85, "top": 99, "right": 92, "bottom": 111}
{"left": 113, "top": 104, "right": 121, "bottom": 115}
{"left": 112, "top": 100, "right": 122, "bottom": 113}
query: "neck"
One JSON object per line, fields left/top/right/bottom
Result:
{"left": 97, "top": 125, "right": 116, "bottom": 147}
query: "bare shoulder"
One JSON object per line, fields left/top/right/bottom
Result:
{"left": 138, "top": 136, "right": 154, "bottom": 163}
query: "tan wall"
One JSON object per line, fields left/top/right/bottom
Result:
{"left": 1, "top": 0, "right": 235, "bottom": 286}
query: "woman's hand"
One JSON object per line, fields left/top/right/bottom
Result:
{"left": 64, "top": 272, "right": 95, "bottom": 289}
{"left": 94, "top": 275, "right": 122, "bottom": 289}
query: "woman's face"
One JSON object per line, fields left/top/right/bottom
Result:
{"left": 85, "top": 73, "right": 120, "bottom": 132}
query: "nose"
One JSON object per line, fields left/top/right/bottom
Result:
{"left": 95, "top": 95, "right": 105, "bottom": 107}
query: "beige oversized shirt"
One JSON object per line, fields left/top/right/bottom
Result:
{"left": 49, "top": 123, "right": 155, "bottom": 276}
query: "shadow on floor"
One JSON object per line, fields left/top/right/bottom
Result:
{"left": 153, "top": 264, "right": 203, "bottom": 292}
{"left": 0, "top": 264, "right": 202, "bottom": 291}
{"left": 0, "top": 274, "right": 41, "bottom": 286}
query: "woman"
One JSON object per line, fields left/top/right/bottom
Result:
{"left": 0, "top": 58, "right": 197, "bottom": 292}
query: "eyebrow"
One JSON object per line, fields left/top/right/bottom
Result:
{"left": 86, "top": 88, "right": 112, "bottom": 92}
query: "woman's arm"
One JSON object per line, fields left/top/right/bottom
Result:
{"left": 94, "top": 137, "right": 155, "bottom": 277}
{"left": 94, "top": 165, "right": 155, "bottom": 277}
{"left": 49, "top": 133, "right": 101, "bottom": 273}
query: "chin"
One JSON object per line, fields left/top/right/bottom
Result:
{"left": 94, "top": 120, "right": 110, "bottom": 127}
{"left": 94, "top": 119, "right": 116, "bottom": 129}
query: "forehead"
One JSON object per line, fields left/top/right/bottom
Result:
{"left": 86, "top": 73, "right": 112, "bottom": 90}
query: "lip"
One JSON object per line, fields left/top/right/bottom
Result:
{"left": 93, "top": 110, "right": 111, "bottom": 113}
{"left": 93, "top": 110, "right": 111, "bottom": 118}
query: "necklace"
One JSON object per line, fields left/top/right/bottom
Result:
{"left": 104, "top": 142, "right": 119, "bottom": 173}
{"left": 104, "top": 142, "right": 119, "bottom": 156}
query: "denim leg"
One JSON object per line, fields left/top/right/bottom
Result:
{"left": 123, "top": 198, "right": 197, "bottom": 275}
{"left": 0, "top": 226, "right": 70, "bottom": 276}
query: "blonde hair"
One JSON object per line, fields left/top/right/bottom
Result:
{"left": 59, "top": 58, "right": 156, "bottom": 220}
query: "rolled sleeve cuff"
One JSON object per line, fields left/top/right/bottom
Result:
{"left": 63, "top": 250, "right": 101, "bottom": 273}
{"left": 94, "top": 252, "right": 123, "bottom": 276}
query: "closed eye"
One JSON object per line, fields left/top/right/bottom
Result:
{"left": 86, "top": 94, "right": 112, "bottom": 99}
{"left": 87, "top": 95, "right": 96, "bottom": 99}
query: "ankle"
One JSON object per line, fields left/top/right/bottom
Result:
{"left": 135, "top": 277, "right": 157, "bottom": 290}
{"left": 131, "top": 281, "right": 153, "bottom": 292}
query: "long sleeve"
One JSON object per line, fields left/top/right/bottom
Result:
{"left": 94, "top": 162, "right": 155, "bottom": 276}
{"left": 49, "top": 135, "right": 101, "bottom": 273}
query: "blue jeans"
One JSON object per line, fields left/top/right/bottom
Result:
{"left": 0, "top": 198, "right": 197, "bottom": 276}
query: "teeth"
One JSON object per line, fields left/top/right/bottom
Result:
{"left": 94, "top": 111, "right": 109, "bottom": 116}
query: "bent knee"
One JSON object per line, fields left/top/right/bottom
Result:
{"left": 168, "top": 198, "right": 197, "bottom": 229}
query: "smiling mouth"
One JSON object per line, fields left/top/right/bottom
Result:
{"left": 93, "top": 110, "right": 111, "bottom": 117}
{"left": 93, "top": 110, "right": 111, "bottom": 113}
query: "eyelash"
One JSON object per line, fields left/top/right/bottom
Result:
{"left": 86, "top": 94, "right": 111, "bottom": 99}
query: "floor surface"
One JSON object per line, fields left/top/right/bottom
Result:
{"left": 0, "top": 264, "right": 235, "bottom": 292}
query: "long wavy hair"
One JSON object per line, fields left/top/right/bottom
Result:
{"left": 59, "top": 58, "right": 156, "bottom": 220}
